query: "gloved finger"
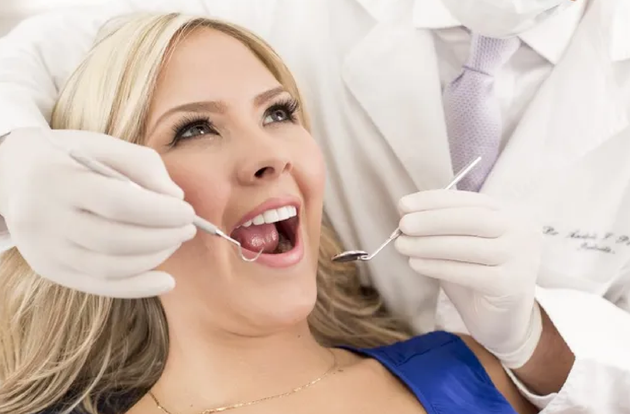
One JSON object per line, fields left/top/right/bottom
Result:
{"left": 399, "top": 207, "right": 508, "bottom": 237}
{"left": 395, "top": 234, "right": 509, "bottom": 266}
{"left": 67, "top": 172, "right": 195, "bottom": 227}
{"left": 61, "top": 130, "right": 184, "bottom": 199}
{"left": 50, "top": 270, "right": 176, "bottom": 298}
{"left": 65, "top": 210, "right": 197, "bottom": 255}
{"left": 407, "top": 257, "right": 504, "bottom": 295}
{"left": 398, "top": 189, "right": 501, "bottom": 214}
{"left": 64, "top": 242, "right": 181, "bottom": 280}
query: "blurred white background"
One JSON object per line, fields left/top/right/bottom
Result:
{"left": 0, "top": 0, "right": 106, "bottom": 36}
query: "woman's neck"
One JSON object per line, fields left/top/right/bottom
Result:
{"left": 150, "top": 319, "right": 334, "bottom": 413}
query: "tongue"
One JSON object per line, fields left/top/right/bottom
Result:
{"left": 231, "top": 223, "right": 279, "bottom": 253}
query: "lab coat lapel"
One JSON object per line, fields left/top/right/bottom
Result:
{"left": 342, "top": 0, "right": 453, "bottom": 191}
{"left": 482, "top": 0, "right": 630, "bottom": 198}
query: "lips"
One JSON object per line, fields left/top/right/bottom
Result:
{"left": 230, "top": 196, "right": 304, "bottom": 268}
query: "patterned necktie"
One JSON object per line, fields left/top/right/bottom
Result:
{"left": 443, "top": 34, "right": 521, "bottom": 192}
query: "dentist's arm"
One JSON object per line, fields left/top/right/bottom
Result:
{"left": 0, "top": 0, "right": 275, "bottom": 297}
{"left": 0, "top": 3, "right": 127, "bottom": 245}
{"left": 507, "top": 286, "right": 630, "bottom": 412}
{"left": 510, "top": 304, "right": 574, "bottom": 396}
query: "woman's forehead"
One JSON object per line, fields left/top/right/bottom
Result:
{"left": 145, "top": 28, "right": 285, "bottom": 135}
{"left": 155, "top": 28, "right": 279, "bottom": 104}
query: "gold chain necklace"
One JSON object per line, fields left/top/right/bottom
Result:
{"left": 149, "top": 350, "right": 339, "bottom": 414}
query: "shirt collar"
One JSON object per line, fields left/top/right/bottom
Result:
{"left": 412, "top": 0, "right": 587, "bottom": 64}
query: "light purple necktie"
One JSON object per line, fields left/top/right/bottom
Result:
{"left": 443, "top": 34, "right": 521, "bottom": 192}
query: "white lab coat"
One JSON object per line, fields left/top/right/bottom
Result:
{"left": 0, "top": 0, "right": 629, "bottom": 411}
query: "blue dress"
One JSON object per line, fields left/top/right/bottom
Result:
{"left": 342, "top": 331, "right": 517, "bottom": 414}
{"left": 41, "top": 331, "right": 516, "bottom": 414}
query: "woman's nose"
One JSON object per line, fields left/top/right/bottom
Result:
{"left": 236, "top": 142, "right": 293, "bottom": 185}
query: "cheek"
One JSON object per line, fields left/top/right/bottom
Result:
{"left": 165, "top": 157, "right": 229, "bottom": 222}
{"left": 294, "top": 139, "right": 326, "bottom": 241}
{"left": 297, "top": 138, "right": 326, "bottom": 196}
{"left": 160, "top": 157, "right": 232, "bottom": 271}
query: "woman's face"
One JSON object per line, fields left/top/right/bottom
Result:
{"left": 143, "top": 28, "right": 326, "bottom": 336}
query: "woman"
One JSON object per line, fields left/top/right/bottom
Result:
{"left": 0, "top": 13, "right": 536, "bottom": 414}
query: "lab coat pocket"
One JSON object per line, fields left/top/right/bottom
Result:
{"left": 537, "top": 204, "right": 630, "bottom": 295}
{"left": 533, "top": 144, "right": 630, "bottom": 294}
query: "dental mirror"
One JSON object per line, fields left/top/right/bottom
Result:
{"left": 331, "top": 156, "right": 482, "bottom": 263}
{"left": 46, "top": 134, "right": 265, "bottom": 263}
{"left": 330, "top": 250, "right": 371, "bottom": 263}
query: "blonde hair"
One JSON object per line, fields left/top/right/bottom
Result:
{"left": 0, "top": 14, "right": 410, "bottom": 414}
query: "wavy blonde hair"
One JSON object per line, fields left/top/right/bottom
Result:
{"left": 0, "top": 14, "right": 411, "bottom": 414}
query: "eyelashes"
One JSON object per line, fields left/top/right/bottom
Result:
{"left": 168, "top": 98, "right": 301, "bottom": 147}
{"left": 266, "top": 98, "right": 299, "bottom": 123}
{"left": 170, "top": 115, "right": 215, "bottom": 143}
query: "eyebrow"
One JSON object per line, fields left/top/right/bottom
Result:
{"left": 148, "top": 86, "right": 288, "bottom": 135}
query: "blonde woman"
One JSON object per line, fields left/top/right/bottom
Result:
{"left": 0, "top": 14, "right": 536, "bottom": 414}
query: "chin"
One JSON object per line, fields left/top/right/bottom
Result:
{"left": 159, "top": 267, "right": 318, "bottom": 339}
{"left": 226, "top": 208, "right": 321, "bottom": 315}
{"left": 233, "top": 270, "right": 319, "bottom": 336}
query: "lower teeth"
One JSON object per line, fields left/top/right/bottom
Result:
{"left": 274, "top": 232, "right": 293, "bottom": 254}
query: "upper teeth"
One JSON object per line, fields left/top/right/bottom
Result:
{"left": 240, "top": 206, "right": 297, "bottom": 228}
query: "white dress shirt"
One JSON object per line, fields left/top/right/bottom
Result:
{"left": 413, "top": 0, "right": 587, "bottom": 151}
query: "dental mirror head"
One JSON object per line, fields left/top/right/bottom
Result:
{"left": 331, "top": 250, "right": 369, "bottom": 263}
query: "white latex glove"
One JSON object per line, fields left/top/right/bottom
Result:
{"left": 0, "top": 128, "right": 197, "bottom": 298}
{"left": 395, "top": 189, "right": 543, "bottom": 368}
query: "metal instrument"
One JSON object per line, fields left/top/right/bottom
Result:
{"left": 48, "top": 137, "right": 262, "bottom": 262}
{"left": 331, "top": 157, "right": 482, "bottom": 263}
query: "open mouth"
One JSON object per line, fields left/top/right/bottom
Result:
{"left": 230, "top": 206, "right": 299, "bottom": 255}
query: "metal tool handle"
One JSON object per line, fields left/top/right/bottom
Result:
{"left": 363, "top": 156, "right": 482, "bottom": 261}
{"left": 364, "top": 228, "right": 402, "bottom": 260}
{"left": 67, "top": 148, "right": 225, "bottom": 238}
{"left": 69, "top": 150, "right": 133, "bottom": 183}
{"left": 49, "top": 137, "right": 264, "bottom": 262}
{"left": 445, "top": 156, "right": 482, "bottom": 190}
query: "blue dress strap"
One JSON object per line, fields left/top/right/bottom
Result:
{"left": 340, "top": 331, "right": 517, "bottom": 414}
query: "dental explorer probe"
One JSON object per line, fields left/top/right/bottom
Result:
{"left": 47, "top": 137, "right": 263, "bottom": 263}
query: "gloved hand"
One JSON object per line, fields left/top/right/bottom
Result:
{"left": 0, "top": 128, "right": 196, "bottom": 298}
{"left": 395, "top": 189, "right": 543, "bottom": 368}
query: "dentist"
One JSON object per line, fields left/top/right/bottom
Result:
{"left": 0, "top": 0, "right": 629, "bottom": 412}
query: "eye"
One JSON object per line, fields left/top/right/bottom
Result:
{"left": 179, "top": 121, "right": 214, "bottom": 139}
{"left": 264, "top": 108, "right": 290, "bottom": 124}
{"left": 262, "top": 99, "right": 299, "bottom": 126}
{"left": 169, "top": 117, "right": 217, "bottom": 147}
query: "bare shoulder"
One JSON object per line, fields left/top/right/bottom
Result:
{"left": 456, "top": 334, "right": 538, "bottom": 414}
